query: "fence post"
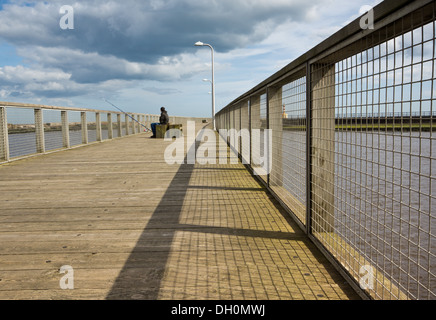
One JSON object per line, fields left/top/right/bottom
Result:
{"left": 250, "top": 95, "right": 261, "bottom": 170}
{"left": 137, "top": 115, "right": 141, "bottom": 132}
{"left": 133, "top": 115, "right": 138, "bottom": 134}
{"left": 306, "top": 63, "right": 313, "bottom": 233}
{"left": 268, "top": 85, "right": 283, "bottom": 187}
{"left": 117, "top": 114, "right": 122, "bottom": 137}
{"left": 125, "top": 114, "right": 130, "bottom": 135}
{"left": 81, "top": 112, "right": 88, "bottom": 144}
{"left": 248, "top": 99, "right": 252, "bottom": 166}
{"left": 34, "top": 108, "right": 45, "bottom": 153}
{"left": 310, "top": 63, "right": 335, "bottom": 234}
{"left": 96, "top": 112, "right": 102, "bottom": 142}
{"left": 107, "top": 113, "right": 113, "bottom": 139}
{"left": 61, "top": 110, "right": 70, "bottom": 149}
{"left": 234, "top": 104, "right": 241, "bottom": 155}
{"left": 0, "top": 106, "right": 9, "bottom": 161}
{"left": 240, "top": 100, "right": 250, "bottom": 164}
{"left": 131, "top": 114, "right": 136, "bottom": 134}
{"left": 230, "top": 106, "right": 235, "bottom": 147}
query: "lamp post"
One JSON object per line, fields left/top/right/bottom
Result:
{"left": 195, "top": 41, "right": 215, "bottom": 130}
{"left": 202, "top": 78, "right": 212, "bottom": 95}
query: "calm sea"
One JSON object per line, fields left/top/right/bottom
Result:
{"left": 282, "top": 130, "right": 435, "bottom": 299}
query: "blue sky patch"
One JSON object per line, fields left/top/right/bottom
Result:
{"left": 0, "top": 42, "right": 23, "bottom": 67}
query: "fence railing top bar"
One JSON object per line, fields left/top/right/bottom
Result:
{"left": 0, "top": 101, "right": 159, "bottom": 116}
{"left": 217, "top": 0, "right": 427, "bottom": 115}
{"left": 0, "top": 100, "right": 117, "bottom": 114}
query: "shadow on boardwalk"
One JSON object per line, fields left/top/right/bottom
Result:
{"left": 105, "top": 128, "right": 201, "bottom": 299}
{"left": 106, "top": 127, "right": 360, "bottom": 300}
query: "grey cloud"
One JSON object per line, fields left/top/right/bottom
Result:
{"left": 0, "top": 0, "right": 320, "bottom": 62}
{"left": 0, "top": 0, "right": 321, "bottom": 98}
{"left": 17, "top": 45, "right": 207, "bottom": 84}
{"left": 143, "top": 87, "right": 183, "bottom": 95}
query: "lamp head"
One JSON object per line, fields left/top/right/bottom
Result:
{"left": 195, "top": 41, "right": 204, "bottom": 46}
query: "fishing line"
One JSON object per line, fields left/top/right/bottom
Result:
{"left": 103, "top": 99, "right": 151, "bottom": 132}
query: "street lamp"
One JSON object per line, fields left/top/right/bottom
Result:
{"left": 195, "top": 41, "right": 215, "bottom": 130}
{"left": 203, "top": 79, "right": 212, "bottom": 95}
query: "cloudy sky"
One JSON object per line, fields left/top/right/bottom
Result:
{"left": 0, "top": 0, "right": 383, "bottom": 117}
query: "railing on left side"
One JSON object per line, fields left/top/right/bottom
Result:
{"left": 0, "top": 101, "right": 156, "bottom": 163}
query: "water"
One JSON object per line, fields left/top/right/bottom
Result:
{"left": 282, "top": 130, "right": 436, "bottom": 299}
{"left": 7, "top": 129, "right": 118, "bottom": 158}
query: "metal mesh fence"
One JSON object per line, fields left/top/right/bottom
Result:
{"left": 0, "top": 104, "right": 207, "bottom": 163}
{"left": 311, "top": 9, "right": 436, "bottom": 300}
{"left": 43, "top": 109, "right": 63, "bottom": 152}
{"left": 86, "top": 112, "right": 97, "bottom": 143}
{"left": 241, "top": 101, "right": 250, "bottom": 164}
{"left": 6, "top": 107, "right": 37, "bottom": 158}
{"left": 275, "top": 76, "right": 307, "bottom": 225}
{"left": 215, "top": 0, "right": 436, "bottom": 300}
{"left": 69, "top": 111, "right": 83, "bottom": 147}
{"left": 0, "top": 105, "right": 159, "bottom": 162}
{"left": 251, "top": 93, "right": 268, "bottom": 182}
{"left": 100, "top": 113, "right": 108, "bottom": 141}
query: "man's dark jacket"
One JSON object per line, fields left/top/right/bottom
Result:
{"left": 160, "top": 111, "right": 169, "bottom": 124}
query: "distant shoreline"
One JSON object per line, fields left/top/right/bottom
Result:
{"left": 7, "top": 124, "right": 120, "bottom": 134}
{"left": 283, "top": 123, "right": 436, "bottom": 131}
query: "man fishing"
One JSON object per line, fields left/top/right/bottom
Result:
{"left": 150, "top": 107, "right": 169, "bottom": 138}
{"left": 103, "top": 99, "right": 151, "bottom": 132}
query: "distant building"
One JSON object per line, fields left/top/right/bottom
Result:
{"left": 282, "top": 105, "right": 288, "bottom": 119}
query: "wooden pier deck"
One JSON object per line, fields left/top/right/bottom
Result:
{"left": 0, "top": 124, "right": 360, "bottom": 300}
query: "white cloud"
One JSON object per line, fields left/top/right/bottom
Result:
{"left": 0, "top": 0, "right": 385, "bottom": 116}
{"left": 0, "top": 65, "right": 70, "bottom": 84}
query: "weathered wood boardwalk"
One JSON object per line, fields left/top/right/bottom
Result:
{"left": 0, "top": 124, "right": 360, "bottom": 300}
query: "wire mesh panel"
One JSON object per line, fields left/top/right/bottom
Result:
{"left": 233, "top": 104, "right": 241, "bottom": 156}
{"left": 0, "top": 107, "right": 9, "bottom": 161}
{"left": 240, "top": 100, "right": 250, "bottom": 164}
{"left": 213, "top": 0, "right": 436, "bottom": 301}
{"left": 68, "top": 111, "right": 83, "bottom": 147}
{"left": 250, "top": 93, "right": 268, "bottom": 182}
{"left": 310, "top": 6, "right": 436, "bottom": 300}
{"left": 6, "top": 107, "right": 37, "bottom": 158}
{"left": 278, "top": 76, "right": 307, "bottom": 224}
{"left": 228, "top": 110, "right": 231, "bottom": 131}
{"left": 100, "top": 113, "right": 108, "bottom": 141}
{"left": 87, "top": 112, "right": 97, "bottom": 143}
{"left": 0, "top": 104, "right": 150, "bottom": 163}
{"left": 43, "top": 109, "right": 63, "bottom": 152}
{"left": 269, "top": 85, "right": 283, "bottom": 191}
{"left": 229, "top": 106, "right": 235, "bottom": 150}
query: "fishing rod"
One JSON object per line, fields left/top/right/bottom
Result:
{"left": 103, "top": 99, "right": 151, "bottom": 132}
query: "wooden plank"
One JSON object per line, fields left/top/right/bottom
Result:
{"left": 0, "top": 125, "right": 360, "bottom": 300}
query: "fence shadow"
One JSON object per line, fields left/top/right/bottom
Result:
{"left": 106, "top": 127, "right": 206, "bottom": 299}
{"left": 106, "top": 126, "right": 359, "bottom": 300}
